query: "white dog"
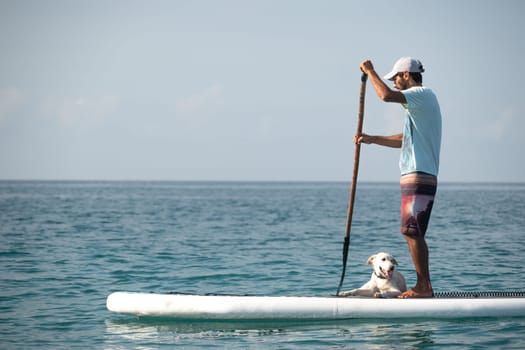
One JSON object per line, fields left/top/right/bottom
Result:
{"left": 338, "top": 252, "right": 407, "bottom": 298}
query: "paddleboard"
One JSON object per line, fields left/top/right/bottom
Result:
{"left": 106, "top": 291, "right": 525, "bottom": 320}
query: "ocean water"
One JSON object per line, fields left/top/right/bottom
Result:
{"left": 1, "top": 180, "right": 524, "bottom": 349}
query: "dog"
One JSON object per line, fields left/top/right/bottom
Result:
{"left": 338, "top": 252, "right": 407, "bottom": 298}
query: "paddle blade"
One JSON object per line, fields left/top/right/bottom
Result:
{"left": 336, "top": 236, "right": 350, "bottom": 295}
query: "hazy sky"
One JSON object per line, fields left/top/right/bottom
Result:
{"left": 1, "top": 0, "right": 524, "bottom": 182}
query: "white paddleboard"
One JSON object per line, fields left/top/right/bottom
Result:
{"left": 106, "top": 291, "right": 525, "bottom": 320}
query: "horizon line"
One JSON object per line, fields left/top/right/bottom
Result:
{"left": 0, "top": 179, "right": 523, "bottom": 185}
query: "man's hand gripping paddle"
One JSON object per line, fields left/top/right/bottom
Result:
{"left": 336, "top": 72, "right": 368, "bottom": 296}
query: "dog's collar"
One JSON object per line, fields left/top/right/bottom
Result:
{"left": 375, "top": 272, "right": 387, "bottom": 279}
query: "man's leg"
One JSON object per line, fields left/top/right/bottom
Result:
{"left": 399, "top": 235, "right": 433, "bottom": 298}
{"left": 399, "top": 173, "right": 436, "bottom": 298}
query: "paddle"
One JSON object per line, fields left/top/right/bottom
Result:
{"left": 336, "top": 72, "right": 368, "bottom": 295}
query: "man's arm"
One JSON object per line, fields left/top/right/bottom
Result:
{"left": 355, "top": 133, "right": 403, "bottom": 148}
{"left": 360, "top": 60, "right": 407, "bottom": 104}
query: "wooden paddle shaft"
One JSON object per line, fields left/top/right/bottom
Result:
{"left": 345, "top": 73, "right": 367, "bottom": 238}
{"left": 336, "top": 72, "right": 367, "bottom": 295}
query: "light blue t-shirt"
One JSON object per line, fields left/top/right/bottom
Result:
{"left": 399, "top": 86, "right": 442, "bottom": 176}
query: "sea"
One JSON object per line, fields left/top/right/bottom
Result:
{"left": 1, "top": 180, "right": 524, "bottom": 349}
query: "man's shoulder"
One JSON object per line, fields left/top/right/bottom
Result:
{"left": 403, "top": 86, "right": 438, "bottom": 103}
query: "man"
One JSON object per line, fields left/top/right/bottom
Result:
{"left": 356, "top": 57, "right": 442, "bottom": 298}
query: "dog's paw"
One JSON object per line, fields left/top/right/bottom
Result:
{"left": 338, "top": 290, "right": 357, "bottom": 297}
{"left": 373, "top": 291, "right": 385, "bottom": 298}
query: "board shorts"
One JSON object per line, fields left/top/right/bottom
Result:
{"left": 400, "top": 172, "right": 437, "bottom": 237}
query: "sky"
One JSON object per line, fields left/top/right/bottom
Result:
{"left": 1, "top": 0, "right": 524, "bottom": 182}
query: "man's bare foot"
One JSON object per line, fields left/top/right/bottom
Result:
{"left": 397, "top": 288, "right": 433, "bottom": 298}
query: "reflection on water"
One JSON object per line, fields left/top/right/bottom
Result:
{"left": 105, "top": 317, "right": 443, "bottom": 348}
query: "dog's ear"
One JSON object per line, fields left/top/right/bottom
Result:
{"left": 367, "top": 255, "right": 376, "bottom": 265}
{"left": 392, "top": 257, "right": 398, "bottom": 265}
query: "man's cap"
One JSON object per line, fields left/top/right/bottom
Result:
{"left": 384, "top": 57, "right": 425, "bottom": 81}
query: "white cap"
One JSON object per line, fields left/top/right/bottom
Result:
{"left": 384, "top": 57, "right": 425, "bottom": 81}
